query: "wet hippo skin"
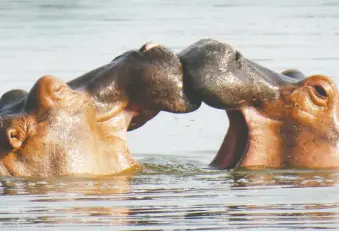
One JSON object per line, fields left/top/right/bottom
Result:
{"left": 0, "top": 75, "right": 139, "bottom": 176}
{"left": 68, "top": 42, "right": 201, "bottom": 131}
{"left": 1, "top": 38, "right": 336, "bottom": 176}
{"left": 179, "top": 39, "right": 339, "bottom": 169}
{"left": 0, "top": 42, "right": 201, "bottom": 176}
{"left": 0, "top": 89, "right": 27, "bottom": 111}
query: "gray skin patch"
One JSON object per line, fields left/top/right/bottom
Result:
{"left": 178, "top": 39, "right": 300, "bottom": 110}
{"left": 0, "top": 43, "right": 202, "bottom": 132}
{"left": 0, "top": 89, "right": 27, "bottom": 110}
{"left": 0, "top": 40, "right": 307, "bottom": 133}
{"left": 68, "top": 44, "right": 202, "bottom": 131}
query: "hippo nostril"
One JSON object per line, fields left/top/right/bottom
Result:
{"left": 313, "top": 85, "right": 328, "bottom": 99}
{"left": 139, "top": 42, "right": 160, "bottom": 52}
{"left": 235, "top": 51, "right": 242, "bottom": 62}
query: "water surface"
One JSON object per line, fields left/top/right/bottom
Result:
{"left": 0, "top": 0, "right": 339, "bottom": 230}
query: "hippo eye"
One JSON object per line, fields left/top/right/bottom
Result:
{"left": 312, "top": 85, "right": 328, "bottom": 99}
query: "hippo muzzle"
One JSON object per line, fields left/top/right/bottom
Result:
{"left": 179, "top": 39, "right": 300, "bottom": 109}
{"left": 180, "top": 39, "right": 339, "bottom": 169}
{"left": 68, "top": 42, "right": 201, "bottom": 131}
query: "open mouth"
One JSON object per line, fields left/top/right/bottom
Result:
{"left": 177, "top": 39, "right": 308, "bottom": 170}
{"left": 95, "top": 107, "right": 137, "bottom": 142}
{"left": 209, "top": 110, "right": 249, "bottom": 169}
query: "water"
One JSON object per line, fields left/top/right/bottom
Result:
{"left": 0, "top": 0, "right": 339, "bottom": 230}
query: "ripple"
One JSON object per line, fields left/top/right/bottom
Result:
{"left": 1, "top": 0, "right": 339, "bottom": 229}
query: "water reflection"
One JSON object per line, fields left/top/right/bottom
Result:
{"left": 0, "top": 175, "right": 132, "bottom": 195}
{"left": 1, "top": 0, "right": 339, "bottom": 229}
{"left": 1, "top": 164, "right": 339, "bottom": 229}
{"left": 224, "top": 204, "right": 339, "bottom": 230}
{"left": 230, "top": 169, "right": 339, "bottom": 188}
{"left": 224, "top": 170, "right": 339, "bottom": 229}
{"left": 0, "top": 175, "right": 133, "bottom": 227}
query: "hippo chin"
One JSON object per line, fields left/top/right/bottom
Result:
{"left": 180, "top": 39, "right": 339, "bottom": 169}
{"left": 0, "top": 43, "right": 200, "bottom": 177}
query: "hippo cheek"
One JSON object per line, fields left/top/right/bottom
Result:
{"left": 0, "top": 76, "right": 102, "bottom": 176}
{"left": 0, "top": 107, "right": 109, "bottom": 177}
{"left": 12, "top": 121, "right": 96, "bottom": 176}
{"left": 279, "top": 75, "right": 339, "bottom": 169}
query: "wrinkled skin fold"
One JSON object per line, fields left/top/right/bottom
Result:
{"left": 179, "top": 39, "right": 339, "bottom": 169}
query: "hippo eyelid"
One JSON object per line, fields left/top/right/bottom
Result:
{"left": 312, "top": 85, "right": 328, "bottom": 99}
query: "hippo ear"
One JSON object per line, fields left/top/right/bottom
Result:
{"left": 7, "top": 128, "right": 26, "bottom": 149}
{"left": 0, "top": 89, "right": 27, "bottom": 109}
{"left": 281, "top": 69, "right": 305, "bottom": 81}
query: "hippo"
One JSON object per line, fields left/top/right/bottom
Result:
{"left": 0, "top": 89, "right": 27, "bottom": 110}
{"left": 281, "top": 69, "right": 305, "bottom": 81}
{"left": 179, "top": 39, "right": 339, "bottom": 169}
{"left": 0, "top": 42, "right": 200, "bottom": 176}
{"left": 1, "top": 39, "right": 337, "bottom": 175}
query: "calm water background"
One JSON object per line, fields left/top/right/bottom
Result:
{"left": 0, "top": 0, "right": 339, "bottom": 230}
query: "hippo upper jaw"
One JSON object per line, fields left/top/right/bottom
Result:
{"left": 179, "top": 39, "right": 299, "bottom": 110}
{"left": 68, "top": 42, "right": 201, "bottom": 132}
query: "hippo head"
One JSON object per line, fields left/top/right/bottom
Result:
{"left": 67, "top": 42, "right": 201, "bottom": 131}
{"left": 0, "top": 75, "right": 137, "bottom": 176}
{"left": 0, "top": 42, "right": 201, "bottom": 177}
{"left": 180, "top": 39, "right": 339, "bottom": 169}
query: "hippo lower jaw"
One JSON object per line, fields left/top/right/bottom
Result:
{"left": 210, "top": 107, "right": 284, "bottom": 170}
{"left": 209, "top": 110, "right": 248, "bottom": 169}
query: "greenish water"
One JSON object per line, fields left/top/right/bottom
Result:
{"left": 0, "top": 0, "right": 339, "bottom": 230}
